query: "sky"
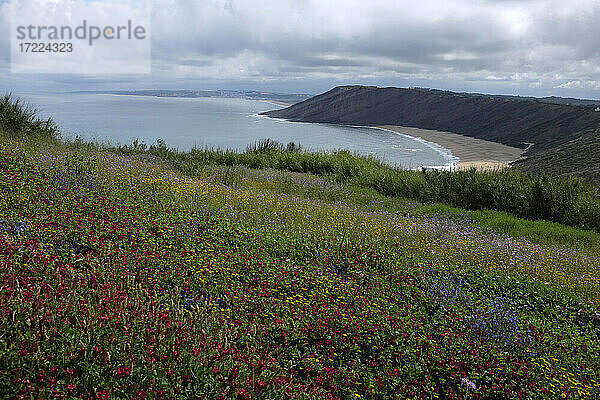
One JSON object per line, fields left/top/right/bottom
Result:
{"left": 1, "top": 0, "right": 600, "bottom": 98}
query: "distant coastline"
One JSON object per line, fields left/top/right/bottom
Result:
{"left": 73, "top": 89, "right": 311, "bottom": 106}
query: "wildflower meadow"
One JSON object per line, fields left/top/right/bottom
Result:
{"left": 1, "top": 136, "right": 599, "bottom": 400}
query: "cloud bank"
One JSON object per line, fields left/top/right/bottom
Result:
{"left": 1, "top": 0, "right": 600, "bottom": 97}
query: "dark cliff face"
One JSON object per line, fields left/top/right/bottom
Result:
{"left": 262, "top": 86, "right": 600, "bottom": 153}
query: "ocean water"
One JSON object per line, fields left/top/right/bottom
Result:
{"left": 20, "top": 93, "right": 456, "bottom": 168}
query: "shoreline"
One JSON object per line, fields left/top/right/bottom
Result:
{"left": 262, "top": 100, "right": 292, "bottom": 107}
{"left": 258, "top": 105, "right": 523, "bottom": 170}
{"left": 101, "top": 93, "right": 294, "bottom": 107}
{"left": 378, "top": 125, "right": 525, "bottom": 170}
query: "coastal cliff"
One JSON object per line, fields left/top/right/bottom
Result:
{"left": 262, "top": 86, "right": 600, "bottom": 155}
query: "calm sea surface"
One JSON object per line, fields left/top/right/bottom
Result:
{"left": 20, "top": 93, "right": 456, "bottom": 168}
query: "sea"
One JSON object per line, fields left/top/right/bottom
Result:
{"left": 19, "top": 93, "right": 457, "bottom": 169}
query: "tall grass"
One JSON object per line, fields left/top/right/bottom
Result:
{"left": 0, "top": 94, "right": 58, "bottom": 141}
{"left": 419, "top": 168, "right": 600, "bottom": 229}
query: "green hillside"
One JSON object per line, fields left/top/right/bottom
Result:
{"left": 514, "top": 128, "right": 600, "bottom": 184}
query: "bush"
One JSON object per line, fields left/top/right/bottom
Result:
{"left": 245, "top": 139, "right": 301, "bottom": 154}
{"left": 0, "top": 94, "right": 58, "bottom": 141}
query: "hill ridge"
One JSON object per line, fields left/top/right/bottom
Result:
{"left": 262, "top": 86, "right": 600, "bottom": 154}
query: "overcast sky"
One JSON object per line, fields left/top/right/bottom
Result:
{"left": 1, "top": 0, "right": 600, "bottom": 98}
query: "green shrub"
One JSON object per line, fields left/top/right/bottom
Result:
{"left": 0, "top": 94, "right": 58, "bottom": 141}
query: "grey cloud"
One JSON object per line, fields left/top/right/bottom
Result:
{"left": 151, "top": 1, "right": 534, "bottom": 75}
{"left": 1, "top": 0, "right": 600, "bottom": 99}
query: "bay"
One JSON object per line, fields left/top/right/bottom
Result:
{"left": 20, "top": 93, "right": 456, "bottom": 169}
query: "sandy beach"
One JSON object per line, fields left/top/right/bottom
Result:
{"left": 379, "top": 125, "right": 524, "bottom": 170}
{"left": 263, "top": 100, "right": 292, "bottom": 107}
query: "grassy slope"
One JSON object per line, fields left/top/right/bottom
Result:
{"left": 513, "top": 128, "right": 600, "bottom": 184}
{"left": 1, "top": 138, "right": 600, "bottom": 399}
{"left": 106, "top": 140, "right": 600, "bottom": 236}
{"left": 218, "top": 164, "right": 600, "bottom": 253}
